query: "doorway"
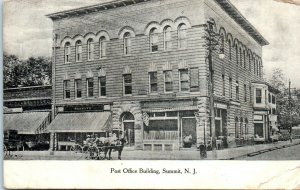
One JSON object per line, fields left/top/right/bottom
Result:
{"left": 121, "top": 112, "right": 135, "bottom": 147}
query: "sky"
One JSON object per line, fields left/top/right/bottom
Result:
{"left": 3, "top": 0, "right": 300, "bottom": 88}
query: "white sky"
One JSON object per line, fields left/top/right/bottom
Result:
{"left": 3, "top": 0, "right": 300, "bottom": 88}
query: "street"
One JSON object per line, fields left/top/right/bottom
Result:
{"left": 243, "top": 143, "right": 300, "bottom": 160}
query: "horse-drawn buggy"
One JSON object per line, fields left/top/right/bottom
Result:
{"left": 69, "top": 133, "right": 126, "bottom": 160}
{"left": 3, "top": 130, "right": 23, "bottom": 158}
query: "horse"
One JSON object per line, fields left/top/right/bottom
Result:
{"left": 103, "top": 138, "right": 126, "bottom": 160}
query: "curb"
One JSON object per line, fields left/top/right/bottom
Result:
{"left": 226, "top": 141, "right": 300, "bottom": 160}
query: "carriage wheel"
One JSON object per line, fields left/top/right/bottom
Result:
{"left": 87, "top": 146, "right": 98, "bottom": 160}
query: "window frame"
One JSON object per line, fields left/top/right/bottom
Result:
{"left": 179, "top": 68, "right": 190, "bottom": 92}
{"left": 123, "top": 32, "right": 131, "bottom": 55}
{"left": 99, "top": 36, "right": 107, "bottom": 59}
{"left": 123, "top": 73, "right": 132, "bottom": 96}
{"left": 75, "top": 40, "right": 82, "bottom": 62}
{"left": 229, "top": 78, "right": 233, "bottom": 99}
{"left": 149, "top": 71, "right": 158, "bottom": 94}
{"left": 74, "top": 79, "right": 82, "bottom": 99}
{"left": 150, "top": 28, "right": 159, "bottom": 52}
{"left": 236, "top": 81, "right": 239, "bottom": 101}
{"left": 244, "top": 84, "right": 247, "bottom": 102}
{"left": 178, "top": 23, "right": 187, "bottom": 49}
{"left": 86, "top": 78, "right": 94, "bottom": 98}
{"left": 222, "top": 75, "right": 225, "bottom": 96}
{"left": 163, "top": 26, "right": 172, "bottom": 50}
{"left": 63, "top": 80, "right": 71, "bottom": 99}
{"left": 64, "top": 42, "right": 71, "bottom": 63}
{"left": 164, "top": 70, "right": 173, "bottom": 93}
{"left": 87, "top": 38, "right": 94, "bottom": 61}
{"left": 256, "top": 88, "right": 262, "bottom": 104}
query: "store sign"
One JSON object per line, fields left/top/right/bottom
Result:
{"left": 64, "top": 105, "right": 104, "bottom": 112}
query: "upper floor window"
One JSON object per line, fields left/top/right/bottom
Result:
{"left": 75, "top": 79, "right": 82, "bottom": 98}
{"left": 256, "top": 88, "right": 262, "bottom": 103}
{"left": 254, "top": 60, "right": 256, "bottom": 75}
{"left": 190, "top": 67, "right": 199, "bottom": 92}
{"left": 163, "top": 26, "right": 172, "bottom": 50}
{"left": 268, "top": 93, "right": 271, "bottom": 103}
{"left": 236, "top": 81, "right": 239, "bottom": 100}
{"left": 87, "top": 39, "right": 94, "bottom": 60}
{"left": 99, "top": 36, "right": 107, "bottom": 58}
{"left": 178, "top": 23, "right": 187, "bottom": 49}
{"left": 87, "top": 78, "right": 94, "bottom": 97}
{"left": 222, "top": 75, "right": 225, "bottom": 96}
{"left": 235, "top": 45, "right": 239, "bottom": 65}
{"left": 123, "top": 32, "right": 131, "bottom": 55}
{"left": 63, "top": 80, "right": 70, "bottom": 99}
{"left": 179, "top": 69, "right": 189, "bottom": 92}
{"left": 244, "top": 84, "right": 247, "bottom": 102}
{"left": 272, "top": 95, "right": 276, "bottom": 104}
{"left": 123, "top": 74, "right": 132, "bottom": 95}
{"left": 99, "top": 76, "right": 106, "bottom": 97}
{"left": 239, "top": 47, "right": 242, "bottom": 67}
{"left": 229, "top": 78, "right": 232, "bottom": 99}
{"left": 228, "top": 41, "right": 232, "bottom": 60}
{"left": 75, "top": 40, "right": 82, "bottom": 62}
{"left": 149, "top": 71, "right": 158, "bottom": 93}
{"left": 64, "top": 42, "right": 71, "bottom": 63}
{"left": 249, "top": 86, "right": 252, "bottom": 103}
{"left": 164, "top": 70, "right": 173, "bottom": 92}
{"left": 150, "top": 28, "right": 159, "bottom": 52}
{"left": 249, "top": 54, "right": 251, "bottom": 71}
{"left": 243, "top": 51, "right": 246, "bottom": 69}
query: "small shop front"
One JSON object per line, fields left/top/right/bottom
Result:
{"left": 253, "top": 111, "right": 268, "bottom": 143}
{"left": 48, "top": 111, "right": 112, "bottom": 151}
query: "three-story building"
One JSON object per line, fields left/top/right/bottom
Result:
{"left": 47, "top": 0, "right": 276, "bottom": 151}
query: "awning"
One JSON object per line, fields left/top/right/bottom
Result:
{"left": 47, "top": 112, "right": 111, "bottom": 133}
{"left": 142, "top": 106, "right": 198, "bottom": 113}
{"left": 4, "top": 112, "right": 50, "bottom": 135}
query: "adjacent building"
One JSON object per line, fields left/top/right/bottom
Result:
{"left": 47, "top": 0, "right": 277, "bottom": 151}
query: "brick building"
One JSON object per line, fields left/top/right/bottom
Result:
{"left": 47, "top": 0, "right": 277, "bottom": 151}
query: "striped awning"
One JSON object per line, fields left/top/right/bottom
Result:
{"left": 4, "top": 112, "right": 50, "bottom": 134}
{"left": 47, "top": 112, "right": 111, "bottom": 133}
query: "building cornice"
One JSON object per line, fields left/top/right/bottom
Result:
{"left": 214, "top": 0, "right": 269, "bottom": 46}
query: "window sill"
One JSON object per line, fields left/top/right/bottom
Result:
{"left": 123, "top": 94, "right": 133, "bottom": 97}
{"left": 98, "top": 96, "right": 107, "bottom": 99}
{"left": 99, "top": 57, "right": 107, "bottom": 60}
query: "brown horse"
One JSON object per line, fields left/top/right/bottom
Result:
{"left": 103, "top": 138, "right": 126, "bottom": 160}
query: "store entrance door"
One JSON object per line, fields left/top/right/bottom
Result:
{"left": 121, "top": 112, "right": 135, "bottom": 147}
{"left": 181, "top": 118, "right": 197, "bottom": 148}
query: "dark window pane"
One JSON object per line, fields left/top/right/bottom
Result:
{"left": 101, "top": 88, "right": 106, "bottom": 96}
{"left": 166, "top": 112, "right": 177, "bottom": 117}
{"left": 165, "top": 82, "right": 173, "bottom": 92}
{"left": 125, "top": 86, "right": 132, "bottom": 95}
{"left": 155, "top": 112, "right": 165, "bottom": 117}
{"left": 151, "top": 84, "right": 157, "bottom": 92}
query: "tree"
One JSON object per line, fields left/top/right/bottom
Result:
{"left": 268, "top": 68, "right": 286, "bottom": 93}
{"left": 3, "top": 53, "right": 52, "bottom": 88}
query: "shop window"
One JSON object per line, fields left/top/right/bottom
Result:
{"left": 179, "top": 69, "right": 189, "bottom": 92}
{"left": 190, "top": 67, "right": 199, "bottom": 92}
{"left": 150, "top": 28, "right": 159, "bottom": 52}
{"left": 64, "top": 42, "right": 71, "bottom": 63}
{"left": 164, "top": 70, "right": 173, "bottom": 92}
{"left": 254, "top": 123, "right": 263, "bottom": 138}
{"left": 245, "top": 119, "right": 249, "bottom": 136}
{"left": 164, "top": 26, "right": 172, "bottom": 50}
{"left": 178, "top": 23, "right": 187, "bottom": 49}
{"left": 240, "top": 118, "right": 244, "bottom": 138}
{"left": 75, "top": 40, "right": 82, "bottom": 62}
{"left": 166, "top": 112, "right": 177, "bottom": 117}
{"left": 144, "top": 119, "right": 178, "bottom": 140}
{"left": 123, "top": 32, "right": 131, "bottom": 55}
{"left": 75, "top": 79, "right": 82, "bottom": 98}
{"left": 256, "top": 88, "right": 262, "bottom": 103}
{"left": 87, "top": 78, "right": 94, "bottom": 97}
{"left": 149, "top": 72, "right": 158, "bottom": 93}
{"left": 155, "top": 112, "right": 165, "bottom": 117}
{"left": 123, "top": 74, "right": 132, "bottom": 95}
{"left": 63, "top": 80, "right": 70, "bottom": 99}
{"left": 87, "top": 38, "right": 94, "bottom": 60}
{"left": 99, "top": 36, "right": 107, "bottom": 58}
{"left": 99, "top": 76, "right": 106, "bottom": 97}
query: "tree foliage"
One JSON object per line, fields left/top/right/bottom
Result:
{"left": 3, "top": 53, "right": 52, "bottom": 88}
{"left": 268, "top": 68, "right": 300, "bottom": 129}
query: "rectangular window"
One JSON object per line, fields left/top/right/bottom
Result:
{"left": 249, "top": 86, "right": 252, "bottom": 103}
{"left": 179, "top": 69, "right": 189, "bottom": 92}
{"left": 190, "top": 67, "right": 199, "bottom": 92}
{"left": 63, "top": 80, "right": 70, "bottom": 99}
{"left": 222, "top": 75, "right": 225, "bottom": 96}
{"left": 256, "top": 89, "right": 262, "bottom": 103}
{"left": 87, "top": 78, "right": 94, "bottom": 97}
{"left": 149, "top": 72, "right": 158, "bottom": 93}
{"left": 99, "top": 76, "right": 106, "bottom": 97}
{"left": 268, "top": 93, "right": 271, "bottom": 103}
{"left": 150, "top": 33, "right": 159, "bottom": 52}
{"left": 75, "top": 79, "right": 82, "bottom": 98}
{"left": 123, "top": 74, "right": 132, "bottom": 95}
{"left": 244, "top": 84, "right": 247, "bottom": 102}
{"left": 229, "top": 78, "right": 232, "bottom": 99}
{"left": 236, "top": 81, "right": 239, "bottom": 100}
{"left": 272, "top": 95, "right": 276, "bottom": 104}
{"left": 164, "top": 70, "right": 173, "bottom": 92}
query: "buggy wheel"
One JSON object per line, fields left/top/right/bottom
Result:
{"left": 87, "top": 146, "right": 98, "bottom": 160}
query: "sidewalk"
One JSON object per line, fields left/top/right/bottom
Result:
{"left": 6, "top": 139, "right": 300, "bottom": 160}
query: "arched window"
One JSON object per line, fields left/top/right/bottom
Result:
{"left": 124, "top": 32, "right": 131, "bottom": 55}
{"left": 99, "top": 36, "right": 107, "bottom": 58}
{"left": 243, "top": 50, "right": 246, "bottom": 69}
{"left": 150, "top": 28, "right": 159, "bottom": 52}
{"left": 253, "top": 59, "right": 256, "bottom": 75}
{"left": 75, "top": 40, "right": 82, "bottom": 62}
{"left": 64, "top": 42, "right": 71, "bottom": 63}
{"left": 178, "top": 23, "right": 187, "bottom": 49}
{"left": 249, "top": 54, "right": 251, "bottom": 71}
{"left": 256, "top": 61, "right": 259, "bottom": 76}
{"left": 239, "top": 47, "right": 242, "bottom": 67}
{"left": 228, "top": 40, "right": 232, "bottom": 60}
{"left": 220, "top": 34, "right": 225, "bottom": 56}
{"left": 87, "top": 38, "right": 94, "bottom": 60}
{"left": 163, "top": 26, "right": 172, "bottom": 50}
{"left": 235, "top": 45, "right": 239, "bottom": 65}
